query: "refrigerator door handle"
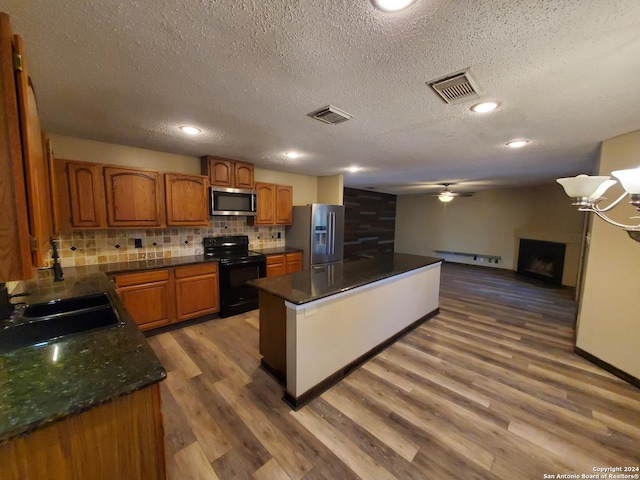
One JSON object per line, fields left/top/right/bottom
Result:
{"left": 330, "top": 211, "right": 336, "bottom": 255}
{"left": 326, "top": 213, "right": 332, "bottom": 255}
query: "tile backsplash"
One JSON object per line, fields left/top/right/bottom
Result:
{"left": 54, "top": 218, "right": 285, "bottom": 268}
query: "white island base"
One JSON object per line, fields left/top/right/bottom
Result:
{"left": 259, "top": 261, "right": 441, "bottom": 409}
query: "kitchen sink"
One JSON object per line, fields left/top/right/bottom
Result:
{"left": 0, "top": 293, "right": 121, "bottom": 354}
{"left": 22, "top": 293, "right": 111, "bottom": 318}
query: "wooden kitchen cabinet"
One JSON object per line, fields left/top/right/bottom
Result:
{"left": 255, "top": 182, "right": 276, "bottom": 225}
{"left": 104, "top": 166, "right": 164, "bottom": 228}
{"left": 234, "top": 161, "right": 255, "bottom": 189}
{"left": 114, "top": 269, "right": 174, "bottom": 331}
{"left": 276, "top": 185, "right": 293, "bottom": 225}
{"left": 165, "top": 173, "right": 209, "bottom": 226}
{"left": 54, "top": 164, "right": 207, "bottom": 231}
{"left": 0, "top": 13, "right": 52, "bottom": 279}
{"left": 266, "top": 254, "right": 286, "bottom": 277}
{"left": 114, "top": 263, "right": 220, "bottom": 329}
{"left": 201, "top": 155, "right": 254, "bottom": 189}
{"left": 285, "top": 251, "right": 303, "bottom": 274}
{"left": 15, "top": 37, "right": 53, "bottom": 269}
{"left": 175, "top": 263, "right": 219, "bottom": 321}
{"left": 0, "top": 384, "right": 165, "bottom": 480}
{"left": 54, "top": 159, "right": 107, "bottom": 230}
{"left": 253, "top": 182, "right": 293, "bottom": 226}
{"left": 266, "top": 252, "right": 302, "bottom": 277}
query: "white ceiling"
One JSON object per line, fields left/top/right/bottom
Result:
{"left": 5, "top": 0, "right": 640, "bottom": 195}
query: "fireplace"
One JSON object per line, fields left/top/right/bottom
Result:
{"left": 517, "top": 239, "right": 566, "bottom": 285}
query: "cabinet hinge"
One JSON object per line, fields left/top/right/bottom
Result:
{"left": 30, "top": 236, "right": 38, "bottom": 252}
{"left": 12, "top": 52, "right": 23, "bottom": 72}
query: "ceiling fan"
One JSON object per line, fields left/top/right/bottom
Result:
{"left": 427, "top": 184, "right": 475, "bottom": 203}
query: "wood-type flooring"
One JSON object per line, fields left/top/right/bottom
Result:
{"left": 148, "top": 262, "right": 640, "bottom": 480}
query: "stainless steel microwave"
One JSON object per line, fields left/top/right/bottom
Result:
{"left": 210, "top": 187, "right": 256, "bottom": 216}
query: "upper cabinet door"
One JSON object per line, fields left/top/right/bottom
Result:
{"left": 201, "top": 156, "right": 255, "bottom": 189}
{"left": 203, "top": 157, "right": 233, "bottom": 187}
{"left": 254, "top": 182, "right": 276, "bottom": 225}
{"left": 14, "top": 35, "right": 53, "bottom": 269}
{"left": 0, "top": 14, "right": 32, "bottom": 280}
{"left": 275, "top": 185, "right": 293, "bottom": 225}
{"left": 66, "top": 161, "right": 107, "bottom": 229}
{"left": 104, "top": 167, "right": 164, "bottom": 227}
{"left": 234, "top": 161, "right": 255, "bottom": 189}
{"left": 165, "top": 173, "right": 209, "bottom": 226}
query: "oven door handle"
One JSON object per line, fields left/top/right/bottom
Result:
{"left": 221, "top": 258, "right": 266, "bottom": 267}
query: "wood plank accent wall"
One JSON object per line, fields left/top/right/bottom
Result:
{"left": 343, "top": 187, "right": 397, "bottom": 259}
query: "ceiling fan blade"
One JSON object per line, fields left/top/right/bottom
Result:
{"left": 424, "top": 191, "right": 475, "bottom": 197}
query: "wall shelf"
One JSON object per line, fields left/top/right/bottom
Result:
{"left": 434, "top": 250, "right": 502, "bottom": 264}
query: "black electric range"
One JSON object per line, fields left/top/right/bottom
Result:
{"left": 203, "top": 236, "right": 266, "bottom": 317}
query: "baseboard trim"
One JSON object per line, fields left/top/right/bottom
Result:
{"left": 283, "top": 307, "right": 440, "bottom": 410}
{"left": 574, "top": 346, "right": 640, "bottom": 389}
{"left": 260, "top": 359, "right": 286, "bottom": 386}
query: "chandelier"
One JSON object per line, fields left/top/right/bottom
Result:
{"left": 557, "top": 167, "right": 640, "bottom": 242}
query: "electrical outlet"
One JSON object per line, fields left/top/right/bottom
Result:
{"left": 277, "top": 232, "right": 281, "bottom": 239}
{"left": 134, "top": 238, "right": 142, "bottom": 248}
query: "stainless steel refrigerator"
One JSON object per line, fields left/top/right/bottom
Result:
{"left": 285, "top": 204, "right": 344, "bottom": 270}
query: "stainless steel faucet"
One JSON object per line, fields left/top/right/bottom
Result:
{"left": 51, "top": 237, "right": 64, "bottom": 282}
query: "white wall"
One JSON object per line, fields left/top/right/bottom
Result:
{"left": 576, "top": 130, "right": 640, "bottom": 378}
{"left": 49, "top": 134, "right": 200, "bottom": 174}
{"left": 316, "top": 174, "right": 344, "bottom": 205}
{"left": 394, "top": 184, "right": 584, "bottom": 286}
{"left": 253, "top": 168, "right": 317, "bottom": 206}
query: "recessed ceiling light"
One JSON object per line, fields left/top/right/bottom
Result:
{"left": 180, "top": 126, "right": 201, "bottom": 135}
{"left": 471, "top": 101, "right": 500, "bottom": 113}
{"left": 370, "top": 0, "right": 417, "bottom": 12}
{"left": 506, "top": 140, "right": 530, "bottom": 149}
{"left": 347, "top": 166, "right": 360, "bottom": 173}
{"left": 285, "top": 151, "right": 301, "bottom": 159}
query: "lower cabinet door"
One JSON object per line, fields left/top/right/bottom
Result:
{"left": 266, "top": 255, "right": 286, "bottom": 277}
{"left": 285, "top": 252, "right": 303, "bottom": 273}
{"left": 175, "top": 273, "right": 220, "bottom": 321}
{"left": 115, "top": 270, "right": 173, "bottom": 330}
{"left": 174, "top": 263, "right": 220, "bottom": 321}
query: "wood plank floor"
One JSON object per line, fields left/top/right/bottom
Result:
{"left": 148, "top": 262, "right": 640, "bottom": 480}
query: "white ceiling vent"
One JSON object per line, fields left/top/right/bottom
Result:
{"left": 427, "top": 69, "right": 482, "bottom": 105}
{"left": 309, "top": 105, "right": 353, "bottom": 125}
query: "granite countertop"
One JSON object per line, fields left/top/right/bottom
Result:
{"left": 0, "top": 269, "right": 166, "bottom": 443}
{"left": 252, "top": 247, "right": 303, "bottom": 256}
{"left": 248, "top": 252, "right": 442, "bottom": 305}
{"left": 62, "top": 254, "right": 219, "bottom": 278}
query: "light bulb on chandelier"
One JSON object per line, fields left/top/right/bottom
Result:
{"left": 557, "top": 167, "right": 640, "bottom": 242}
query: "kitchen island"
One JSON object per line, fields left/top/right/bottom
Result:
{"left": 249, "top": 253, "right": 442, "bottom": 408}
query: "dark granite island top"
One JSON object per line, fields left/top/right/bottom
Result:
{"left": 251, "top": 246, "right": 303, "bottom": 256}
{"left": 0, "top": 270, "right": 166, "bottom": 443}
{"left": 248, "top": 252, "right": 442, "bottom": 305}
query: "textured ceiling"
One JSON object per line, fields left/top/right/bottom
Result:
{"left": 4, "top": 0, "right": 640, "bottom": 194}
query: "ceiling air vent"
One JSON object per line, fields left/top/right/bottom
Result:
{"left": 309, "top": 105, "right": 353, "bottom": 125}
{"left": 427, "top": 69, "right": 481, "bottom": 105}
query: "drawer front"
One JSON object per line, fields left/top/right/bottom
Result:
{"left": 266, "top": 255, "right": 284, "bottom": 265}
{"left": 114, "top": 269, "right": 170, "bottom": 287}
{"left": 175, "top": 262, "right": 218, "bottom": 279}
{"left": 285, "top": 252, "right": 302, "bottom": 263}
